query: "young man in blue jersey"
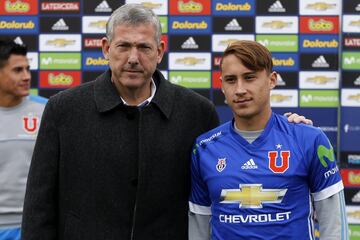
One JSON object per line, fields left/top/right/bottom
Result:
{"left": 189, "top": 40, "right": 348, "bottom": 240}
{"left": 0, "top": 40, "right": 47, "bottom": 240}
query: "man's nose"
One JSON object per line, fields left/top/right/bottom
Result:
{"left": 128, "top": 47, "right": 139, "bottom": 65}
{"left": 235, "top": 81, "right": 246, "bottom": 95}
{"left": 23, "top": 69, "right": 31, "bottom": 81}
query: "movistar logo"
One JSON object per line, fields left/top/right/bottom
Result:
{"left": 317, "top": 140, "right": 335, "bottom": 167}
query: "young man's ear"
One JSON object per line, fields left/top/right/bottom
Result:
{"left": 220, "top": 77, "right": 225, "bottom": 93}
{"left": 269, "top": 71, "right": 277, "bottom": 89}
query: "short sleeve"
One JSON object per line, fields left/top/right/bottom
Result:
{"left": 189, "top": 143, "right": 212, "bottom": 215}
{"left": 308, "top": 130, "right": 343, "bottom": 201}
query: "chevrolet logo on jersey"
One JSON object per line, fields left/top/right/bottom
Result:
{"left": 220, "top": 184, "right": 287, "bottom": 208}
{"left": 141, "top": 2, "right": 162, "bottom": 9}
{"left": 46, "top": 39, "right": 75, "bottom": 47}
{"left": 175, "top": 57, "right": 205, "bottom": 65}
{"left": 262, "top": 21, "right": 292, "bottom": 29}
{"left": 306, "top": 2, "right": 336, "bottom": 11}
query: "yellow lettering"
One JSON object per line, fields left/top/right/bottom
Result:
{"left": 303, "top": 39, "right": 338, "bottom": 48}
{"left": 172, "top": 21, "right": 207, "bottom": 29}
{"left": 178, "top": 1, "right": 203, "bottom": 13}
{"left": 309, "top": 19, "right": 333, "bottom": 31}
{"left": 48, "top": 73, "right": 73, "bottom": 86}
{"left": 215, "top": 2, "right": 251, "bottom": 11}
{"left": 5, "top": 0, "right": 30, "bottom": 12}
{"left": 86, "top": 57, "right": 108, "bottom": 66}
{"left": 272, "top": 57, "right": 295, "bottom": 66}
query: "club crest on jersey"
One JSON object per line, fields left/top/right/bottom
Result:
{"left": 216, "top": 158, "right": 227, "bottom": 172}
{"left": 23, "top": 114, "right": 39, "bottom": 134}
{"left": 268, "top": 151, "right": 290, "bottom": 173}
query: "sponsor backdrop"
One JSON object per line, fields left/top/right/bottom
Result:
{"left": 1, "top": 0, "right": 360, "bottom": 237}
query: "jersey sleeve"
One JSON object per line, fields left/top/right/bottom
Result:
{"left": 189, "top": 143, "right": 212, "bottom": 215}
{"left": 308, "top": 130, "right": 343, "bottom": 201}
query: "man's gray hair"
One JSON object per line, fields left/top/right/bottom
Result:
{"left": 106, "top": 3, "right": 162, "bottom": 44}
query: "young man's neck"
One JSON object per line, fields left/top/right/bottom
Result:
{"left": 234, "top": 108, "right": 272, "bottom": 131}
{"left": 0, "top": 94, "right": 24, "bottom": 108}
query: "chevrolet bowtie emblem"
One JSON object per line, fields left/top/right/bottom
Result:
{"left": 350, "top": 20, "right": 360, "bottom": 27}
{"left": 348, "top": 94, "right": 360, "bottom": 102}
{"left": 306, "top": 2, "right": 336, "bottom": 11}
{"left": 141, "top": 2, "right": 162, "bottom": 9}
{"left": 270, "top": 94, "right": 292, "bottom": 102}
{"left": 306, "top": 76, "right": 336, "bottom": 84}
{"left": 262, "top": 21, "right": 292, "bottom": 29}
{"left": 220, "top": 184, "right": 287, "bottom": 208}
{"left": 46, "top": 39, "right": 75, "bottom": 47}
{"left": 175, "top": 57, "right": 205, "bottom": 65}
{"left": 89, "top": 20, "right": 107, "bottom": 29}
{"left": 219, "top": 39, "right": 240, "bottom": 46}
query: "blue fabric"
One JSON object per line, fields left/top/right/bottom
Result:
{"left": 0, "top": 228, "right": 20, "bottom": 240}
{"left": 190, "top": 112, "right": 343, "bottom": 240}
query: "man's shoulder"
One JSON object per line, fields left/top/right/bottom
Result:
{"left": 195, "top": 122, "right": 231, "bottom": 147}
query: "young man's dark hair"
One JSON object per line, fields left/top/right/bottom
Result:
{"left": 0, "top": 40, "right": 27, "bottom": 68}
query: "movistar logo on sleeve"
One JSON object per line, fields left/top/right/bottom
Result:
{"left": 317, "top": 140, "right": 335, "bottom": 167}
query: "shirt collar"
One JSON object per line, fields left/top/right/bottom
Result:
{"left": 120, "top": 78, "right": 156, "bottom": 107}
{"left": 94, "top": 69, "right": 174, "bottom": 119}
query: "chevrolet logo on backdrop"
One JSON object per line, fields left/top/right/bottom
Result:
{"left": 220, "top": 184, "right": 287, "bottom": 208}
{"left": 300, "top": 0, "right": 340, "bottom": 15}
{"left": 169, "top": 53, "right": 211, "bottom": 70}
{"left": 212, "top": 34, "right": 254, "bottom": 52}
{"left": 342, "top": 89, "right": 360, "bottom": 107}
{"left": 299, "top": 71, "right": 339, "bottom": 89}
{"left": 128, "top": 0, "right": 168, "bottom": 15}
{"left": 270, "top": 90, "right": 298, "bottom": 107}
{"left": 82, "top": 16, "right": 108, "bottom": 33}
{"left": 256, "top": 16, "right": 298, "bottom": 33}
{"left": 39, "top": 34, "right": 81, "bottom": 51}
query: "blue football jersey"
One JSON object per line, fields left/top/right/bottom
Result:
{"left": 189, "top": 112, "right": 343, "bottom": 240}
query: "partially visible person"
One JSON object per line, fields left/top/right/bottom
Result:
{"left": 0, "top": 40, "right": 47, "bottom": 240}
{"left": 189, "top": 40, "right": 348, "bottom": 240}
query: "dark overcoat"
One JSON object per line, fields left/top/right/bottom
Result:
{"left": 21, "top": 69, "right": 219, "bottom": 240}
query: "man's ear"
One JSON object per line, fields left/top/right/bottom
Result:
{"left": 269, "top": 71, "right": 277, "bottom": 89}
{"left": 157, "top": 41, "right": 165, "bottom": 64}
{"left": 101, "top": 37, "right": 110, "bottom": 60}
{"left": 220, "top": 76, "right": 225, "bottom": 93}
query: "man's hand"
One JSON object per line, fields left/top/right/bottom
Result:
{"left": 284, "top": 112, "right": 313, "bottom": 125}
